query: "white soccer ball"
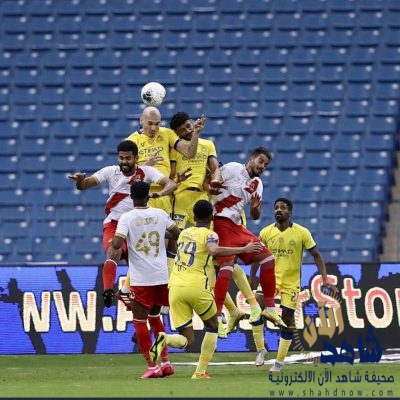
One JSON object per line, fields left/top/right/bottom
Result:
{"left": 141, "top": 82, "right": 166, "bottom": 107}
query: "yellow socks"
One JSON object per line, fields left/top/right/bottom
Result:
{"left": 276, "top": 338, "right": 292, "bottom": 362}
{"left": 195, "top": 332, "right": 218, "bottom": 374}
{"left": 223, "top": 292, "right": 237, "bottom": 314}
{"left": 166, "top": 334, "right": 188, "bottom": 349}
{"left": 251, "top": 323, "right": 265, "bottom": 352}
{"left": 233, "top": 264, "right": 259, "bottom": 307}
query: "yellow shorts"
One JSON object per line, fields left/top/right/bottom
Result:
{"left": 172, "top": 189, "right": 209, "bottom": 229}
{"left": 169, "top": 285, "right": 217, "bottom": 330}
{"left": 257, "top": 285, "right": 299, "bottom": 310}
{"left": 149, "top": 195, "right": 172, "bottom": 215}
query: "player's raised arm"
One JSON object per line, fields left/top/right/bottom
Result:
{"left": 175, "top": 115, "right": 205, "bottom": 158}
{"left": 150, "top": 176, "right": 177, "bottom": 198}
{"left": 68, "top": 172, "right": 98, "bottom": 190}
{"left": 206, "top": 241, "right": 262, "bottom": 257}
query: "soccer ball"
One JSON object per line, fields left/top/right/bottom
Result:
{"left": 141, "top": 82, "right": 166, "bottom": 107}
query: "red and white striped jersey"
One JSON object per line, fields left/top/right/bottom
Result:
{"left": 211, "top": 162, "right": 263, "bottom": 225}
{"left": 93, "top": 165, "right": 164, "bottom": 224}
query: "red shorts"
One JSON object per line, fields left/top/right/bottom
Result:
{"left": 130, "top": 284, "right": 169, "bottom": 310}
{"left": 213, "top": 216, "right": 272, "bottom": 265}
{"left": 103, "top": 221, "right": 128, "bottom": 261}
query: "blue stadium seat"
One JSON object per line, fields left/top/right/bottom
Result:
{"left": 302, "top": 133, "right": 333, "bottom": 152}
{"left": 334, "top": 152, "right": 360, "bottom": 169}
{"left": 340, "top": 249, "right": 374, "bottom": 262}
{"left": 40, "top": 104, "right": 65, "bottom": 121}
{"left": 348, "top": 202, "right": 384, "bottom": 218}
{"left": 348, "top": 47, "right": 376, "bottom": 66}
{"left": 271, "top": 31, "right": 298, "bottom": 49}
{"left": 380, "top": 46, "right": 400, "bottom": 65}
{"left": 290, "top": 48, "right": 317, "bottom": 66}
{"left": 319, "top": 203, "right": 349, "bottom": 218}
{"left": 288, "top": 99, "right": 314, "bottom": 116}
{"left": 301, "top": 14, "right": 327, "bottom": 31}
{"left": 358, "top": 167, "right": 391, "bottom": 187}
{"left": 328, "top": 167, "right": 358, "bottom": 186}
{"left": 319, "top": 47, "right": 347, "bottom": 66}
{"left": 352, "top": 183, "right": 388, "bottom": 202}
{"left": 219, "top": 0, "right": 244, "bottom": 14}
{"left": 13, "top": 67, "right": 40, "bottom": 87}
{"left": 220, "top": 14, "right": 247, "bottom": 31}
{"left": 347, "top": 65, "right": 373, "bottom": 83}
{"left": 375, "top": 64, "right": 400, "bottom": 83}
{"left": 270, "top": 168, "right": 300, "bottom": 188}
{"left": 300, "top": 31, "right": 326, "bottom": 49}
{"left": 0, "top": 171, "right": 17, "bottom": 190}
{"left": 274, "top": 134, "right": 300, "bottom": 153}
{"left": 275, "top": 13, "right": 300, "bottom": 31}
{"left": 283, "top": 115, "right": 311, "bottom": 136}
{"left": 19, "top": 137, "right": 47, "bottom": 157}
{"left": 371, "top": 99, "right": 399, "bottom": 117}
{"left": 254, "top": 116, "right": 282, "bottom": 137}
{"left": 191, "top": 30, "right": 219, "bottom": 50}
{"left": 163, "top": 31, "right": 189, "bottom": 50}
{"left": 10, "top": 86, "right": 38, "bottom": 105}
{"left": 263, "top": 66, "right": 288, "bottom": 83}
{"left": 334, "top": 133, "right": 362, "bottom": 152}
{"left": 318, "top": 82, "right": 344, "bottom": 100}
{"left": 47, "top": 172, "right": 73, "bottom": 190}
{"left": 343, "top": 99, "right": 368, "bottom": 117}
{"left": 108, "top": 31, "right": 135, "bottom": 50}
{"left": 345, "top": 231, "right": 376, "bottom": 251}
{"left": 0, "top": 137, "right": 17, "bottom": 156}
{"left": 306, "top": 152, "right": 333, "bottom": 169}
{"left": 192, "top": 15, "right": 218, "bottom": 33}
{"left": 322, "top": 185, "right": 353, "bottom": 202}
{"left": 345, "top": 82, "right": 373, "bottom": 100}
{"left": 262, "top": 101, "right": 285, "bottom": 118}
{"left": 301, "top": 168, "right": 329, "bottom": 188}
{"left": 364, "top": 132, "right": 396, "bottom": 152}
{"left": 69, "top": 86, "right": 94, "bottom": 104}
{"left": 242, "top": 30, "right": 270, "bottom": 50}
{"left": 375, "top": 82, "right": 400, "bottom": 100}
{"left": 316, "top": 232, "right": 343, "bottom": 252}
{"left": 363, "top": 150, "right": 394, "bottom": 168}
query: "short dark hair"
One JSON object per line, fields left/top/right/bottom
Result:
{"left": 117, "top": 140, "right": 138, "bottom": 155}
{"left": 170, "top": 111, "right": 190, "bottom": 131}
{"left": 274, "top": 197, "right": 293, "bottom": 211}
{"left": 249, "top": 146, "right": 272, "bottom": 161}
{"left": 193, "top": 200, "right": 213, "bottom": 221}
{"left": 130, "top": 181, "right": 150, "bottom": 200}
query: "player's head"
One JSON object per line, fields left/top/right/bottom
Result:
{"left": 117, "top": 140, "right": 139, "bottom": 175}
{"left": 246, "top": 147, "right": 272, "bottom": 178}
{"left": 130, "top": 181, "right": 150, "bottom": 206}
{"left": 169, "top": 111, "right": 194, "bottom": 140}
{"left": 140, "top": 106, "right": 162, "bottom": 138}
{"left": 193, "top": 200, "right": 213, "bottom": 224}
{"left": 274, "top": 198, "right": 293, "bottom": 223}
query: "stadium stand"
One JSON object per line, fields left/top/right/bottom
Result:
{"left": 0, "top": 0, "right": 398, "bottom": 264}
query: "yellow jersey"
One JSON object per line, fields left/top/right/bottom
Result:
{"left": 170, "top": 138, "right": 217, "bottom": 194}
{"left": 259, "top": 222, "right": 316, "bottom": 291}
{"left": 169, "top": 226, "right": 218, "bottom": 290}
{"left": 126, "top": 127, "right": 179, "bottom": 186}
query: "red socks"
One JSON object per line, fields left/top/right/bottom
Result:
{"left": 148, "top": 315, "right": 168, "bottom": 362}
{"left": 259, "top": 258, "right": 276, "bottom": 307}
{"left": 214, "top": 267, "right": 233, "bottom": 316}
{"left": 133, "top": 319, "right": 156, "bottom": 367}
{"left": 102, "top": 259, "right": 117, "bottom": 290}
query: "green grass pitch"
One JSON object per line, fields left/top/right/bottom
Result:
{"left": 1, "top": 352, "right": 399, "bottom": 398}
